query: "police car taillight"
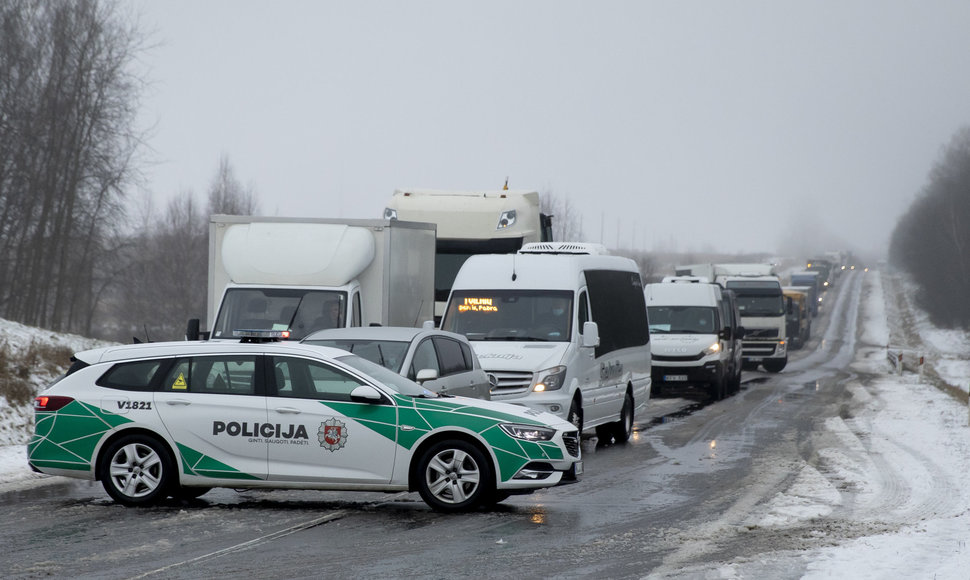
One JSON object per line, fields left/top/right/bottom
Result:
{"left": 34, "top": 395, "right": 73, "bottom": 411}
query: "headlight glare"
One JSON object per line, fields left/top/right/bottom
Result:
{"left": 533, "top": 366, "right": 567, "bottom": 392}
{"left": 500, "top": 423, "right": 556, "bottom": 441}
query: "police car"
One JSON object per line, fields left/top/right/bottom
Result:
{"left": 28, "top": 335, "right": 582, "bottom": 512}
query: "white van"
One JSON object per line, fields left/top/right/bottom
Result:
{"left": 440, "top": 242, "right": 651, "bottom": 443}
{"left": 645, "top": 281, "right": 740, "bottom": 400}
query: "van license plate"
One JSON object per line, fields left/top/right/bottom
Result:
{"left": 664, "top": 375, "right": 688, "bottom": 382}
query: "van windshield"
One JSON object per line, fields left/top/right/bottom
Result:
{"left": 648, "top": 306, "right": 718, "bottom": 334}
{"left": 441, "top": 290, "right": 573, "bottom": 342}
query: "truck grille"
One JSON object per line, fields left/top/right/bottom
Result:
{"left": 489, "top": 370, "right": 534, "bottom": 396}
{"left": 653, "top": 353, "right": 705, "bottom": 362}
{"left": 562, "top": 431, "right": 580, "bottom": 457}
{"left": 742, "top": 341, "right": 778, "bottom": 356}
{"left": 745, "top": 328, "right": 779, "bottom": 339}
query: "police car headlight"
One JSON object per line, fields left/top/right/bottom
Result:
{"left": 532, "top": 366, "right": 567, "bottom": 392}
{"left": 500, "top": 423, "right": 556, "bottom": 441}
{"left": 702, "top": 342, "right": 720, "bottom": 356}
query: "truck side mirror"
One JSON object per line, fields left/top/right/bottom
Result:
{"left": 185, "top": 318, "right": 201, "bottom": 341}
{"left": 736, "top": 326, "right": 745, "bottom": 339}
{"left": 581, "top": 321, "right": 600, "bottom": 348}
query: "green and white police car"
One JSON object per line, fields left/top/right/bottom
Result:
{"left": 29, "top": 337, "right": 581, "bottom": 512}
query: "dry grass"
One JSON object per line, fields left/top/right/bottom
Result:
{"left": 0, "top": 340, "right": 73, "bottom": 406}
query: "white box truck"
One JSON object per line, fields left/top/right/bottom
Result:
{"left": 383, "top": 188, "right": 553, "bottom": 320}
{"left": 440, "top": 242, "right": 651, "bottom": 443}
{"left": 188, "top": 215, "right": 436, "bottom": 341}
{"left": 674, "top": 263, "right": 788, "bottom": 372}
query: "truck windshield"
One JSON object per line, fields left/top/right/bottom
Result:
{"left": 212, "top": 288, "right": 347, "bottom": 341}
{"left": 648, "top": 306, "right": 718, "bottom": 334}
{"left": 435, "top": 239, "right": 523, "bottom": 302}
{"left": 441, "top": 290, "right": 573, "bottom": 342}
{"left": 733, "top": 295, "right": 785, "bottom": 317}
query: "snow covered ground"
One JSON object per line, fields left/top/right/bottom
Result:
{"left": 2, "top": 270, "right": 970, "bottom": 578}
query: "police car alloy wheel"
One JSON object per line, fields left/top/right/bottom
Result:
{"left": 99, "top": 434, "right": 175, "bottom": 506}
{"left": 416, "top": 439, "right": 495, "bottom": 513}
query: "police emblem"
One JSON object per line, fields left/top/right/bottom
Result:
{"left": 318, "top": 418, "right": 348, "bottom": 451}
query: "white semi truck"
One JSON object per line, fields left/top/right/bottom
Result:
{"left": 384, "top": 188, "right": 553, "bottom": 320}
{"left": 187, "top": 215, "right": 436, "bottom": 341}
{"left": 674, "top": 263, "right": 788, "bottom": 372}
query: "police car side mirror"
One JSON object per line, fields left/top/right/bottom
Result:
{"left": 581, "top": 321, "right": 600, "bottom": 348}
{"left": 416, "top": 368, "right": 438, "bottom": 384}
{"left": 350, "top": 385, "right": 384, "bottom": 403}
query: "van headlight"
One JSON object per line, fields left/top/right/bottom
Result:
{"left": 500, "top": 423, "right": 556, "bottom": 441}
{"left": 532, "top": 366, "right": 567, "bottom": 392}
{"left": 702, "top": 342, "right": 720, "bottom": 356}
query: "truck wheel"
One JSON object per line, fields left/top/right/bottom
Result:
{"left": 416, "top": 439, "right": 494, "bottom": 512}
{"left": 709, "top": 375, "right": 726, "bottom": 401}
{"left": 762, "top": 356, "right": 788, "bottom": 373}
{"left": 99, "top": 434, "right": 175, "bottom": 507}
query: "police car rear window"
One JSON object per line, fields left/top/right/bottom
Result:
{"left": 97, "top": 360, "right": 166, "bottom": 392}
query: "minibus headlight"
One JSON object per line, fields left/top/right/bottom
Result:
{"left": 533, "top": 366, "right": 567, "bottom": 392}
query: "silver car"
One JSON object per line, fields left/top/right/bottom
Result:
{"left": 303, "top": 327, "right": 492, "bottom": 400}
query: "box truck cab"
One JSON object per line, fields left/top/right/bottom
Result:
{"left": 440, "top": 242, "right": 651, "bottom": 443}
{"left": 646, "top": 281, "right": 741, "bottom": 400}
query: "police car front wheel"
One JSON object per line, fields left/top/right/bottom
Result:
{"left": 416, "top": 440, "right": 495, "bottom": 512}
{"left": 99, "top": 434, "right": 175, "bottom": 506}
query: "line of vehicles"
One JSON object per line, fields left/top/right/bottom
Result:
{"left": 28, "top": 187, "right": 853, "bottom": 512}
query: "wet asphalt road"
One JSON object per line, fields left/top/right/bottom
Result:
{"left": 0, "top": 272, "right": 865, "bottom": 580}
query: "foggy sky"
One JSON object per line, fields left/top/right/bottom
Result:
{"left": 131, "top": 1, "right": 970, "bottom": 260}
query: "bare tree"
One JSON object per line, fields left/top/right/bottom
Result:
{"left": 207, "top": 155, "right": 259, "bottom": 216}
{"left": 890, "top": 126, "right": 970, "bottom": 327}
{"left": 0, "top": 0, "right": 146, "bottom": 334}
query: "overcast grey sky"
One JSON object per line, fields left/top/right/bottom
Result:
{"left": 131, "top": 1, "right": 970, "bottom": 259}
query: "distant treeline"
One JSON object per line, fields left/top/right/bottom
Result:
{"left": 890, "top": 126, "right": 970, "bottom": 328}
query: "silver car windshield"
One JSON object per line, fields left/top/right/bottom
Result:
{"left": 336, "top": 354, "right": 437, "bottom": 398}
{"left": 305, "top": 339, "right": 409, "bottom": 373}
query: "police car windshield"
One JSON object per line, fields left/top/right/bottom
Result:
{"left": 336, "top": 354, "right": 437, "bottom": 398}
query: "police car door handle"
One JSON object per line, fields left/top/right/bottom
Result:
{"left": 274, "top": 407, "right": 301, "bottom": 414}
{"left": 165, "top": 399, "right": 191, "bottom": 406}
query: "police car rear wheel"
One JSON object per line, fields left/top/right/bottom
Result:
{"left": 417, "top": 440, "right": 494, "bottom": 512}
{"left": 99, "top": 434, "right": 174, "bottom": 506}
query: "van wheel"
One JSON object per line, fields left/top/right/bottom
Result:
{"left": 612, "top": 392, "right": 634, "bottom": 443}
{"left": 567, "top": 399, "right": 584, "bottom": 436}
{"left": 762, "top": 356, "right": 787, "bottom": 373}
{"left": 99, "top": 434, "right": 174, "bottom": 506}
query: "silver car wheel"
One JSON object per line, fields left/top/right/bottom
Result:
{"left": 108, "top": 442, "right": 163, "bottom": 499}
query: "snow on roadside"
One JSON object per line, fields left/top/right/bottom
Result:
{"left": 0, "top": 318, "right": 113, "bottom": 484}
